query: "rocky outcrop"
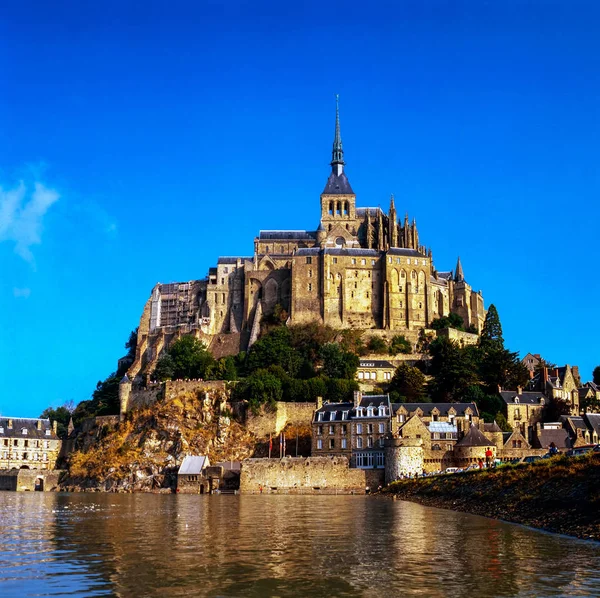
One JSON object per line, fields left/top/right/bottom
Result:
{"left": 383, "top": 453, "right": 600, "bottom": 541}
{"left": 64, "top": 388, "right": 257, "bottom": 492}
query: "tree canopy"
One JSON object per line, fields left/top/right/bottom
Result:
{"left": 153, "top": 335, "right": 216, "bottom": 381}
{"left": 39, "top": 403, "right": 73, "bottom": 438}
{"left": 594, "top": 366, "right": 600, "bottom": 385}
{"left": 387, "top": 364, "right": 426, "bottom": 402}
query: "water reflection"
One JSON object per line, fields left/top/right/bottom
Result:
{"left": 0, "top": 493, "right": 598, "bottom": 597}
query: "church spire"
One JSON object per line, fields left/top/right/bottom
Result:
{"left": 455, "top": 257, "right": 465, "bottom": 282}
{"left": 331, "top": 94, "right": 345, "bottom": 175}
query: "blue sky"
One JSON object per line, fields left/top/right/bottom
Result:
{"left": 1, "top": 1, "right": 599, "bottom": 417}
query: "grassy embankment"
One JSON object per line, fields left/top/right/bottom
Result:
{"left": 383, "top": 453, "right": 600, "bottom": 541}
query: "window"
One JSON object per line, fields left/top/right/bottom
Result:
{"left": 356, "top": 424, "right": 363, "bottom": 434}
{"left": 341, "top": 438, "right": 347, "bottom": 449}
{"left": 398, "top": 414, "right": 405, "bottom": 423}
{"left": 367, "top": 437, "right": 373, "bottom": 448}
{"left": 416, "top": 434, "right": 421, "bottom": 439}
{"left": 367, "top": 424, "right": 373, "bottom": 434}
{"left": 407, "top": 259, "right": 411, "bottom": 264}
{"left": 221, "top": 278, "right": 225, "bottom": 285}
{"left": 384, "top": 372, "right": 391, "bottom": 380}
{"left": 378, "top": 423, "right": 385, "bottom": 434}
{"left": 306, "top": 257, "right": 312, "bottom": 264}
{"left": 447, "top": 444, "right": 453, "bottom": 451}
{"left": 376, "top": 453, "right": 385, "bottom": 468}
{"left": 309, "top": 269, "right": 313, "bottom": 278}
{"left": 433, "top": 433, "right": 440, "bottom": 440}
{"left": 317, "top": 425, "right": 323, "bottom": 435}
{"left": 308, "top": 283, "right": 312, "bottom": 292}
{"left": 333, "top": 257, "right": 338, "bottom": 264}
{"left": 358, "top": 371, "right": 364, "bottom": 379}
{"left": 0, "top": 427, "right": 3, "bottom": 435}
{"left": 329, "top": 438, "right": 335, "bottom": 449}
{"left": 341, "top": 424, "right": 347, "bottom": 435}
{"left": 317, "top": 439, "right": 323, "bottom": 450}
{"left": 361, "top": 259, "right": 366, "bottom": 265}
{"left": 342, "top": 411, "right": 348, "bottom": 420}
{"left": 357, "top": 437, "right": 363, "bottom": 448}
{"left": 329, "top": 425, "right": 335, "bottom": 435}
{"left": 318, "top": 413, "right": 323, "bottom": 422}
{"left": 378, "top": 438, "right": 384, "bottom": 447}
{"left": 45, "top": 430, "right": 50, "bottom": 436}
{"left": 371, "top": 260, "right": 375, "bottom": 265}
{"left": 366, "top": 292, "right": 370, "bottom": 299}
{"left": 352, "top": 258, "right": 356, "bottom": 265}
{"left": 21, "top": 428, "right": 27, "bottom": 435}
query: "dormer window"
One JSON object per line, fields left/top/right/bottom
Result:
{"left": 329, "top": 411, "right": 337, "bottom": 421}
{"left": 398, "top": 414, "right": 405, "bottom": 423}
{"left": 45, "top": 429, "right": 51, "bottom": 436}
{"left": 21, "top": 428, "right": 28, "bottom": 435}
{"left": 318, "top": 412, "right": 323, "bottom": 421}
{"left": 342, "top": 411, "right": 348, "bottom": 420}
{"left": 0, "top": 427, "right": 3, "bottom": 434}
{"left": 367, "top": 407, "right": 374, "bottom": 417}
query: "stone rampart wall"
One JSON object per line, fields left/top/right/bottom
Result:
{"left": 0, "top": 469, "right": 62, "bottom": 492}
{"left": 240, "top": 457, "right": 367, "bottom": 494}
{"left": 245, "top": 402, "right": 315, "bottom": 438}
{"left": 436, "top": 327, "right": 479, "bottom": 346}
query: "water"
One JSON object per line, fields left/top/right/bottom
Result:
{"left": 0, "top": 493, "right": 599, "bottom": 597}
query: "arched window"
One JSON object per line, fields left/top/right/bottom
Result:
{"left": 344, "top": 201, "right": 349, "bottom": 215}
{"left": 329, "top": 201, "right": 334, "bottom": 215}
{"left": 336, "top": 202, "right": 341, "bottom": 215}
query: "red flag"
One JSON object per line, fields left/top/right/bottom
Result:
{"left": 269, "top": 434, "right": 273, "bottom": 458}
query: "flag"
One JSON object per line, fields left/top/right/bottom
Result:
{"left": 269, "top": 434, "right": 272, "bottom": 458}
{"left": 283, "top": 433, "right": 286, "bottom": 456}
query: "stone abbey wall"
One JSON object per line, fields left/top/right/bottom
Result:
{"left": 245, "top": 402, "right": 316, "bottom": 438}
{"left": 240, "top": 456, "right": 368, "bottom": 494}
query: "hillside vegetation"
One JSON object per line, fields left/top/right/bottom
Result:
{"left": 66, "top": 390, "right": 256, "bottom": 491}
{"left": 383, "top": 453, "right": 600, "bottom": 541}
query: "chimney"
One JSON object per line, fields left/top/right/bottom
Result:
{"left": 52, "top": 420, "right": 58, "bottom": 435}
{"left": 37, "top": 420, "right": 42, "bottom": 430}
{"left": 543, "top": 367, "right": 549, "bottom": 385}
{"left": 316, "top": 396, "right": 323, "bottom": 410}
{"left": 517, "top": 386, "right": 522, "bottom": 395}
{"left": 497, "top": 384, "right": 502, "bottom": 393}
{"left": 353, "top": 390, "right": 362, "bottom": 408}
{"left": 553, "top": 368, "right": 559, "bottom": 379}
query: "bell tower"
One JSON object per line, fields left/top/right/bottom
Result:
{"left": 319, "top": 96, "right": 358, "bottom": 242}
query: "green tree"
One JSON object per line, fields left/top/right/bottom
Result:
{"left": 387, "top": 364, "right": 426, "bottom": 402}
{"left": 389, "top": 335, "right": 412, "bottom": 355}
{"left": 544, "top": 398, "right": 572, "bottom": 422}
{"left": 478, "top": 305, "right": 528, "bottom": 392}
{"left": 168, "top": 336, "right": 215, "bottom": 379}
{"left": 428, "top": 337, "right": 479, "bottom": 401}
{"left": 246, "top": 327, "right": 302, "bottom": 377}
{"left": 430, "top": 313, "right": 465, "bottom": 331}
{"left": 233, "top": 368, "right": 283, "bottom": 413}
{"left": 319, "top": 343, "right": 359, "bottom": 379}
{"left": 593, "top": 366, "right": 600, "bottom": 385}
{"left": 213, "top": 356, "right": 238, "bottom": 381}
{"left": 479, "top": 304, "right": 503, "bottom": 348}
{"left": 153, "top": 354, "right": 175, "bottom": 381}
{"left": 461, "top": 385, "right": 504, "bottom": 423}
{"left": 494, "top": 412, "right": 512, "bottom": 432}
{"left": 39, "top": 403, "right": 73, "bottom": 439}
{"left": 367, "top": 336, "right": 388, "bottom": 354}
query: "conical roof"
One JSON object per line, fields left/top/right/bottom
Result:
{"left": 456, "top": 425, "right": 491, "bottom": 447}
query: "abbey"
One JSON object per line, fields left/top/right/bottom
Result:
{"left": 129, "top": 101, "right": 485, "bottom": 379}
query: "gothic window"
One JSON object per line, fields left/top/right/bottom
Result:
{"left": 336, "top": 202, "right": 341, "bottom": 215}
{"left": 329, "top": 201, "right": 333, "bottom": 215}
{"left": 343, "top": 202, "right": 349, "bottom": 215}
{"left": 401, "top": 270, "right": 406, "bottom": 278}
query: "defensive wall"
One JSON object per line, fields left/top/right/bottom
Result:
{"left": 0, "top": 469, "right": 63, "bottom": 492}
{"left": 436, "top": 327, "right": 479, "bottom": 346}
{"left": 244, "top": 402, "right": 316, "bottom": 438}
{"left": 240, "top": 456, "right": 384, "bottom": 494}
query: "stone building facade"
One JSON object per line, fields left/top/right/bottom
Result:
{"left": 0, "top": 418, "right": 61, "bottom": 471}
{"left": 127, "top": 101, "right": 486, "bottom": 380}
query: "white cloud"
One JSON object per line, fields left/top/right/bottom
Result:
{"left": 0, "top": 181, "right": 59, "bottom": 264}
{"left": 13, "top": 287, "right": 31, "bottom": 299}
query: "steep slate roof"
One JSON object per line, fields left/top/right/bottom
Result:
{"left": 537, "top": 428, "right": 571, "bottom": 449}
{"left": 314, "top": 402, "right": 354, "bottom": 422}
{"left": 325, "top": 248, "right": 379, "bottom": 257}
{"left": 217, "top": 256, "right": 252, "bottom": 264}
{"left": 500, "top": 391, "right": 546, "bottom": 405}
{"left": 295, "top": 247, "right": 321, "bottom": 256}
{"left": 259, "top": 230, "right": 316, "bottom": 240}
{"left": 484, "top": 421, "right": 503, "bottom": 433}
{"left": 456, "top": 425, "right": 491, "bottom": 447}
{"left": 392, "top": 402, "right": 479, "bottom": 417}
{"left": 359, "top": 360, "right": 395, "bottom": 369}
{"left": 178, "top": 455, "right": 210, "bottom": 475}
{"left": 387, "top": 248, "right": 424, "bottom": 257}
{"left": 356, "top": 207, "right": 383, "bottom": 217}
{"left": 0, "top": 418, "right": 57, "bottom": 440}
{"left": 585, "top": 413, "right": 600, "bottom": 436}
{"left": 358, "top": 395, "right": 391, "bottom": 410}
{"left": 322, "top": 172, "right": 354, "bottom": 194}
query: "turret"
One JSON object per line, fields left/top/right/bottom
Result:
{"left": 388, "top": 194, "right": 398, "bottom": 247}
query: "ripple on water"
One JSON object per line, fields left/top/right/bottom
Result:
{"left": 0, "top": 493, "right": 599, "bottom": 597}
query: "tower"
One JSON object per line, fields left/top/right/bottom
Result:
{"left": 388, "top": 194, "right": 398, "bottom": 247}
{"left": 320, "top": 96, "right": 358, "bottom": 236}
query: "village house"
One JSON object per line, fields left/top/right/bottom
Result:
{"left": 357, "top": 359, "right": 396, "bottom": 391}
{"left": 532, "top": 422, "right": 572, "bottom": 451}
{"left": 177, "top": 456, "right": 225, "bottom": 494}
{"left": 522, "top": 353, "right": 541, "bottom": 376}
{"left": 500, "top": 389, "right": 546, "bottom": 442}
{"left": 0, "top": 417, "right": 61, "bottom": 471}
